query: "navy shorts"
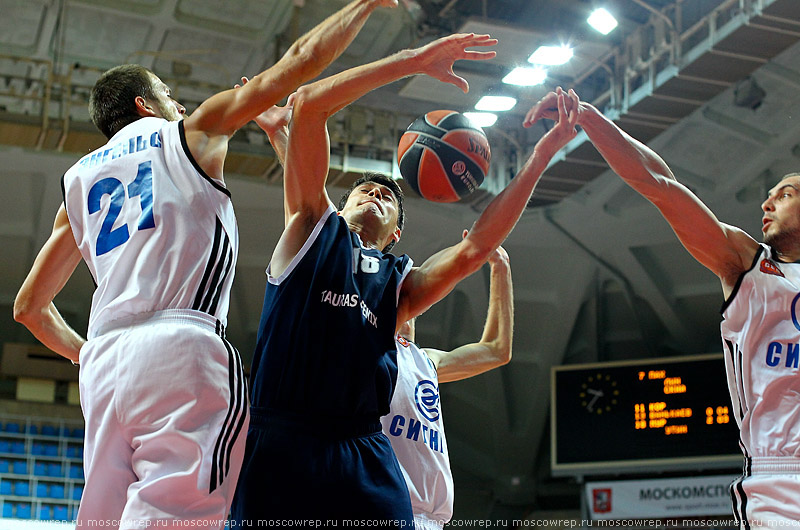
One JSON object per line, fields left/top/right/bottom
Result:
{"left": 230, "top": 408, "right": 413, "bottom": 527}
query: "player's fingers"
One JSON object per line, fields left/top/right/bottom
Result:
{"left": 558, "top": 93, "right": 575, "bottom": 134}
{"left": 567, "top": 89, "right": 580, "bottom": 126}
{"left": 523, "top": 105, "right": 540, "bottom": 127}
{"left": 464, "top": 34, "right": 498, "bottom": 46}
{"left": 442, "top": 72, "right": 469, "bottom": 93}
{"left": 557, "top": 93, "right": 568, "bottom": 121}
{"left": 464, "top": 50, "right": 497, "bottom": 61}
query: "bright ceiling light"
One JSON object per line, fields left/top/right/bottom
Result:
{"left": 475, "top": 96, "right": 517, "bottom": 112}
{"left": 588, "top": 8, "right": 618, "bottom": 35}
{"left": 528, "top": 45, "right": 573, "bottom": 66}
{"left": 503, "top": 66, "right": 547, "bottom": 86}
{"left": 463, "top": 112, "right": 498, "bottom": 128}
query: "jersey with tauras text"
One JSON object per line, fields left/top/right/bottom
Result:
{"left": 249, "top": 206, "right": 413, "bottom": 419}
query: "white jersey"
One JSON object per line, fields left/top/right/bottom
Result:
{"left": 721, "top": 243, "right": 800, "bottom": 525}
{"left": 721, "top": 244, "right": 800, "bottom": 459}
{"left": 381, "top": 335, "right": 453, "bottom": 528}
{"left": 62, "top": 117, "right": 238, "bottom": 339}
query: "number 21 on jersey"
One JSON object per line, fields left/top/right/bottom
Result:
{"left": 87, "top": 160, "right": 155, "bottom": 256}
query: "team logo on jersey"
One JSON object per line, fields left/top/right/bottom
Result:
{"left": 760, "top": 259, "right": 784, "bottom": 277}
{"left": 397, "top": 335, "right": 410, "bottom": 347}
{"left": 415, "top": 379, "right": 440, "bottom": 422}
{"left": 792, "top": 293, "right": 800, "bottom": 332}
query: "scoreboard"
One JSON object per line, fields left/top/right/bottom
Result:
{"left": 551, "top": 354, "right": 742, "bottom": 476}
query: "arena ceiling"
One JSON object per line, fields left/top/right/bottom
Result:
{"left": 1, "top": 0, "right": 799, "bottom": 522}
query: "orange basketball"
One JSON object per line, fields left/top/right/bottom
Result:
{"left": 397, "top": 110, "right": 490, "bottom": 203}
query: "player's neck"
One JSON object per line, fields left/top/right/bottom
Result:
{"left": 773, "top": 245, "right": 800, "bottom": 263}
{"left": 345, "top": 219, "right": 388, "bottom": 252}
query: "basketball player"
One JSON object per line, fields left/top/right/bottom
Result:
{"left": 231, "top": 35, "right": 578, "bottom": 524}
{"left": 525, "top": 87, "right": 800, "bottom": 526}
{"left": 384, "top": 242, "right": 512, "bottom": 530}
{"left": 13, "top": 1, "right": 399, "bottom": 528}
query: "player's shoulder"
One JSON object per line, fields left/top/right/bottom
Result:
{"left": 718, "top": 223, "right": 761, "bottom": 281}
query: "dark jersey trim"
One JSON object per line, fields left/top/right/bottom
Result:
{"left": 193, "top": 219, "right": 222, "bottom": 310}
{"left": 199, "top": 231, "right": 231, "bottom": 313}
{"left": 178, "top": 120, "right": 231, "bottom": 198}
{"left": 720, "top": 246, "right": 764, "bottom": 314}
{"left": 200, "top": 227, "right": 233, "bottom": 314}
{"left": 193, "top": 217, "right": 233, "bottom": 315}
{"left": 723, "top": 339, "right": 747, "bottom": 424}
{"left": 207, "top": 243, "right": 234, "bottom": 315}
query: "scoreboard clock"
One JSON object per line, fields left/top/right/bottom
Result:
{"left": 551, "top": 354, "right": 742, "bottom": 476}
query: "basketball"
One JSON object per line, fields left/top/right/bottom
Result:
{"left": 397, "top": 110, "right": 490, "bottom": 203}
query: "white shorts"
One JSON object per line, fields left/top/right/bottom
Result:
{"left": 731, "top": 457, "right": 800, "bottom": 527}
{"left": 77, "top": 309, "right": 248, "bottom": 530}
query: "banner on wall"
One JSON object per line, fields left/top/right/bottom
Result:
{"left": 585, "top": 474, "right": 738, "bottom": 519}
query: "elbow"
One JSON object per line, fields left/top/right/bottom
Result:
{"left": 484, "top": 338, "right": 512, "bottom": 367}
{"left": 291, "top": 84, "right": 332, "bottom": 121}
{"left": 497, "top": 343, "right": 512, "bottom": 366}
{"left": 13, "top": 295, "right": 36, "bottom": 328}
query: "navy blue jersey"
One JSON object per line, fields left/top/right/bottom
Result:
{"left": 249, "top": 206, "right": 413, "bottom": 419}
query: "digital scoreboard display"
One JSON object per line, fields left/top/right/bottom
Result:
{"left": 551, "top": 354, "right": 742, "bottom": 476}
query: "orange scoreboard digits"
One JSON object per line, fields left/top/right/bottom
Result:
{"left": 552, "top": 354, "right": 741, "bottom": 476}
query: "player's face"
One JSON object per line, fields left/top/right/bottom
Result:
{"left": 341, "top": 182, "right": 400, "bottom": 238}
{"left": 761, "top": 176, "right": 800, "bottom": 250}
{"left": 147, "top": 74, "right": 185, "bottom": 122}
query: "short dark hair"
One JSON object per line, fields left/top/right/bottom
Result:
{"left": 338, "top": 172, "right": 405, "bottom": 252}
{"left": 89, "top": 64, "right": 156, "bottom": 139}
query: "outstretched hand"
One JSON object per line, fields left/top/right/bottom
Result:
{"left": 416, "top": 33, "right": 497, "bottom": 93}
{"left": 523, "top": 86, "right": 580, "bottom": 128}
{"left": 532, "top": 87, "right": 580, "bottom": 159}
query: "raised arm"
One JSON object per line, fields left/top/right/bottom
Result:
{"left": 525, "top": 88, "right": 759, "bottom": 296}
{"left": 13, "top": 205, "right": 85, "bottom": 363}
{"left": 185, "top": 0, "right": 396, "bottom": 137}
{"left": 396, "top": 90, "right": 577, "bottom": 325}
{"left": 426, "top": 245, "right": 513, "bottom": 383}
{"left": 180, "top": 0, "right": 396, "bottom": 181}
{"left": 268, "top": 33, "right": 497, "bottom": 276}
